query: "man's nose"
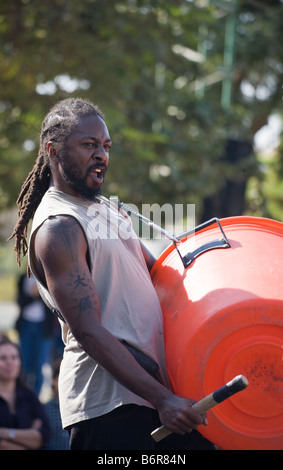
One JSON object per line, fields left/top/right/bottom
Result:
{"left": 93, "top": 144, "right": 109, "bottom": 164}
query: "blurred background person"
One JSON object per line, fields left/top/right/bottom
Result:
{"left": 0, "top": 339, "right": 50, "bottom": 450}
{"left": 16, "top": 273, "right": 61, "bottom": 396}
{"left": 44, "top": 358, "right": 69, "bottom": 450}
{"left": 0, "top": 330, "right": 9, "bottom": 342}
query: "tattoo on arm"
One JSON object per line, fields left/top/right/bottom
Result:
{"left": 47, "top": 216, "right": 99, "bottom": 320}
{"left": 77, "top": 295, "right": 92, "bottom": 314}
{"left": 73, "top": 275, "right": 88, "bottom": 289}
{"left": 66, "top": 270, "right": 99, "bottom": 319}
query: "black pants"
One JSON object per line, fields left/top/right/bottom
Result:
{"left": 68, "top": 404, "right": 215, "bottom": 450}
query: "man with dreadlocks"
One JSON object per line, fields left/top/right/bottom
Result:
{"left": 9, "top": 98, "right": 213, "bottom": 450}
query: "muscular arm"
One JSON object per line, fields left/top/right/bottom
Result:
{"left": 33, "top": 216, "right": 206, "bottom": 434}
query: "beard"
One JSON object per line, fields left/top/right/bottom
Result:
{"left": 60, "top": 153, "right": 104, "bottom": 201}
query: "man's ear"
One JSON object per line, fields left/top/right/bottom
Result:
{"left": 47, "top": 141, "right": 59, "bottom": 161}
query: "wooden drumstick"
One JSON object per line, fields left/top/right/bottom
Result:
{"left": 151, "top": 374, "right": 249, "bottom": 442}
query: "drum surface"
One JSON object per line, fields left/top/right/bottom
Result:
{"left": 151, "top": 216, "right": 283, "bottom": 450}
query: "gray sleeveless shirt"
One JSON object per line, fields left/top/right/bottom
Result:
{"left": 28, "top": 187, "right": 169, "bottom": 428}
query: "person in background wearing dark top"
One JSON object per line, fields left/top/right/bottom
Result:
{"left": 16, "top": 273, "right": 60, "bottom": 395}
{"left": 44, "top": 359, "right": 69, "bottom": 450}
{"left": 0, "top": 339, "right": 50, "bottom": 450}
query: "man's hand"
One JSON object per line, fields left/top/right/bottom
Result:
{"left": 156, "top": 395, "right": 208, "bottom": 435}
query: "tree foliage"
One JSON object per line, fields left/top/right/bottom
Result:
{"left": 0, "top": 0, "right": 282, "bottom": 219}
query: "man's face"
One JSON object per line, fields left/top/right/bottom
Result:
{"left": 56, "top": 114, "right": 112, "bottom": 200}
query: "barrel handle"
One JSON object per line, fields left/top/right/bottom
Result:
{"left": 174, "top": 218, "right": 230, "bottom": 268}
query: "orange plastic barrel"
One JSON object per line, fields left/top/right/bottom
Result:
{"left": 150, "top": 216, "right": 283, "bottom": 450}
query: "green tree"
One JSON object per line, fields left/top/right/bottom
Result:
{"left": 0, "top": 0, "right": 282, "bottom": 218}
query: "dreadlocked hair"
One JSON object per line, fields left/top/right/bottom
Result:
{"left": 8, "top": 97, "right": 104, "bottom": 267}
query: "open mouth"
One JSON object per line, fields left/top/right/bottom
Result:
{"left": 89, "top": 166, "right": 106, "bottom": 184}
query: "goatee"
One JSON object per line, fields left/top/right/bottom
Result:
{"left": 60, "top": 156, "right": 103, "bottom": 201}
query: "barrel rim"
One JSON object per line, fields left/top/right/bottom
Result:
{"left": 150, "top": 215, "right": 283, "bottom": 278}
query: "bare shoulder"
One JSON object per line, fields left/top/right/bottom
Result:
{"left": 37, "top": 214, "right": 82, "bottom": 236}
{"left": 32, "top": 215, "right": 97, "bottom": 325}
{"left": 34, "top": 215, "right": 88, "bottom": 268}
